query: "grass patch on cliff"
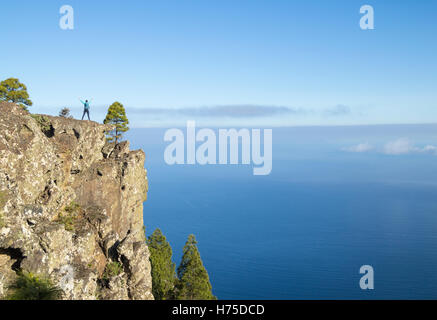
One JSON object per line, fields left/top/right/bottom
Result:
{"left": 5, "top": 271, "right": 63, "bottom": 300}
{"left": 0, "top": 213, "right": 5, "bottom": 228}
{"left": 102, "top": 262, "right": 123, "bottom": 280}
{"left": 0, "top": 190, "right": 6, "bottom": 208}
{"left": 30, "top": 114, "right": 54, "bottom": 137}
{"left": 0, "top": 190, "right": 7, "bottom": 228}
{"left": 0, "top": 212, "right": 5, "bottom": 228}
{"left": 56, "top": 201, "right": 82, "bottom": 232}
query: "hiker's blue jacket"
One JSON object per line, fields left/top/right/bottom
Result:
{"left": 81, "top": 100, "right": 90, "bottom": 110}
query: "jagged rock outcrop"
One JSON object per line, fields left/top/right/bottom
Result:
{"left": 0, "top": 102, "right": 153, "bottom": 300}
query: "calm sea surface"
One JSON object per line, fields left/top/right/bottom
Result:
{"left": 127, "top": 125, "right": 437, "bottom": 299}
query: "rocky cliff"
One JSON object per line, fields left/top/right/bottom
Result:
{"left": 0, "top": 102, "right": 153, "bottom": 300}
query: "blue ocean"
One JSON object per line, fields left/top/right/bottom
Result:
{"left": 127, "top": 124, "right": 437, "bottom": 299}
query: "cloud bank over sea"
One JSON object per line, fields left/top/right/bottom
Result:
{"left": 342, "top": 138, "right": 437, "bottom": 156}
{"left": 34, "top": 103, "right": 366, "bottom": 127}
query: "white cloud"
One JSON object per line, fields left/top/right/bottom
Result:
{"left": 342, "top": 139, "right": 437, "bottom": 155}
{"left": 383, "top": 138, "right": 416, "bottom": 155}
{"left": 421, "top": 145, "right": 437, "bottom": 155}
{"left": 342, "top": 142, "right": 373, "bottom": 153}
{"left": 383, "top": 138, "right": 437, "bottom": 155}
{"left": 324, "top": 104, "right": 351, "bottom": 116}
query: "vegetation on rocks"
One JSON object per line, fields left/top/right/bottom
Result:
{"left": 0, "top": 190, "right": 6, "bottom": 208}
{"left": 30, "top": 114, "right": 53, "bottom": 136}
{"left": 56, "top": 201, "right": 82, "bottom": 232}
{"left": 0, "top": 191, "right": 6, "bottom": 228}
{"left": 0, "top": 213, "right": 5, "bottom": 229}
{"left": 102, "top": 262, "right": 124, "bottom": 280}
{"left": 5, "top": 271, "right": 63, "bottom": 300}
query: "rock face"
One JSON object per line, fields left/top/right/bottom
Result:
{"left": 0, "top": 102, "right": 153, "bottom": 300}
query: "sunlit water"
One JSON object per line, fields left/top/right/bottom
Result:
{"left": 127, "top": 125, "right": 437, "bottom": 299}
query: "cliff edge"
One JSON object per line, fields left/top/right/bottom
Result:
{"left": 0, "top": 102, "right": 153, "bottom": 300}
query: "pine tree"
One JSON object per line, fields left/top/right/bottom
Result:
{"left": 147, "top": 228, "right": 177, "bottom": 300}
{"left": 176, "top": 234, "right": 216, "bottom": 300}
{"left": 103, "top": 101, "right": 129, "bottom": 144}
{"left": 0, "top": 78, "right": 33, "bottom": 110}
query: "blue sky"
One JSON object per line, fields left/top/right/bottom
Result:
{"left": 1, "top": 0, "right": 436, "bottom": 127}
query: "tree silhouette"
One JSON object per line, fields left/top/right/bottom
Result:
{"left": 59, "top": 107, "right": 73, "bottom": 118}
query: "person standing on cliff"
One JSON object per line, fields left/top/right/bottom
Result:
{"left": 80, "top": 99, "right": 92, "bottom": 120}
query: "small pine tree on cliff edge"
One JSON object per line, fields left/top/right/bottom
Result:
{"left": 103, "top": 101, "right": 129, "bottom": 144}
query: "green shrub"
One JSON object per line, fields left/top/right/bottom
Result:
{"left": 0, "top": 190, "right": 6, "bottom": 208}
{"left": 56, "top": 201, "right": 81, "bottom": 232}
{"left": 0, "top": 191, "right": 6, "bottom": 228}
{"left": 57, "top": 213, "right": 75, "bottom": 232}
{"left": 30, "top": 114, "right": 52, "bottom": 131}
{"left": 6, "top": 271, "right": 63, "bottom": 300}
{"left": 0, "top": 212, "right": 5, "bottom": 228}
{"left": 64, "top": 201, "right": 80, "bottom": 214}
{"left": 102, "top": 262, "right": 123, "bottom": 280}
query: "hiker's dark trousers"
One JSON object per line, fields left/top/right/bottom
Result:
{"left": 82, "top": 109, "right": 90, "bottom": 120}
